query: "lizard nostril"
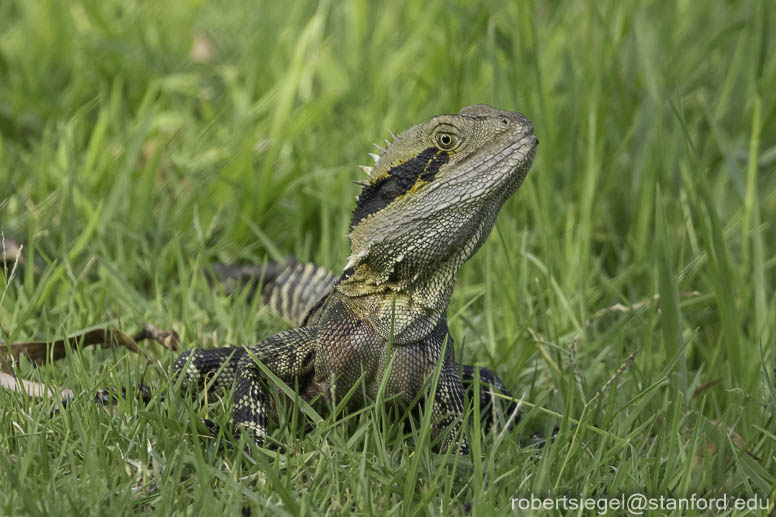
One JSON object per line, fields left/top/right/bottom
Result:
{"left": 501, "top": 118, "right": 509, "bottom": 126}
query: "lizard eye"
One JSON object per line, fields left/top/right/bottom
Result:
{"left": 435, "top": 132, "right": 458, "bottom": 150}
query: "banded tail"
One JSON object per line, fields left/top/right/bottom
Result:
{"left": 209, "top": 260, "right": 337, "bottom": 326}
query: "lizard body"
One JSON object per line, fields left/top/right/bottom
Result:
{"left": 175, "top": 104, "right": 538, "bottom": 453}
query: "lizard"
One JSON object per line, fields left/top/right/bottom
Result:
{"left": 174, "top": 104, "right": 538, "bottom": 454}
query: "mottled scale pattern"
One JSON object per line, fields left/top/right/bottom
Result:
{"left": 174, "top": 346, "right": 244, "bottom": 394}
{"left": 173, "top": 105, "right": 537, "bottom": 453}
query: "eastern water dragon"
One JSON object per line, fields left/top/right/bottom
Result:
{"left": 174, "top": 104, "right": 538, "bottom": 453}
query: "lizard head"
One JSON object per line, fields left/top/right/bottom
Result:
{"left": 344, "top": 104, "right": 537, "bottom": 294}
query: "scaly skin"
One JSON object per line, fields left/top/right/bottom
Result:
{"left": 175, "top": 105, "right": 538, "bottom": 453}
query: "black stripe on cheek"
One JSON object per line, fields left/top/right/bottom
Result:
{"left": 420, "top": 151, "right": 449, "bottom": 182}
{"left": 350, "top": 148, "right": 442, "bottom": 229}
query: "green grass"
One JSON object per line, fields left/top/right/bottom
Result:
{"left": 1, "top": 0, "right": 775, "bottom": 515}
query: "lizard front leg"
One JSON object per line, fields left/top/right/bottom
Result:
{"left": 174, "top": 346, "right": 244, "bottom": 395}
{"left": 232, "top": 327, "right": 317, "bottom": 443}
{"left": 461, "top": 365, "right": 519, "bottom": 428}
{"left": 431, "top": 366, "right": 470, "bottom": 454}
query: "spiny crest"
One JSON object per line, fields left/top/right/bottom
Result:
{"left": 357, "top": 129, "right": 399, "bottom": 180}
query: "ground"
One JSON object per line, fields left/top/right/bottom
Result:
{"left": 0, "top": 1, "right": 775, "bottom": 515}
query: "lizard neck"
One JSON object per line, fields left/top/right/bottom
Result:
{"left": 335, "top": 209, "right": 492, "bottom": 344}
{"left": 335, "top": 261, "right": 459, "bottom": 344}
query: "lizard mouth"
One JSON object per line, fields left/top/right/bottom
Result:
{"left": 521, "top": 132, "right": 539, "bottom": 148}
{"left": 510, "top": 132, "right": 539, "bottom": 181}
{"left": 487, "top": 130, "right": 537, "bottom": 186}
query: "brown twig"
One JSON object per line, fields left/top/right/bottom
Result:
{"left": 0, "top": 323, "right": 180, "bottom": 400}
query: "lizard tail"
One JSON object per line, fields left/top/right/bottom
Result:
{"left": 209, "top": 260, "right": 337, "bottom": 327}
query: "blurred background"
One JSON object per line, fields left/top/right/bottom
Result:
{"left": 0, "top": 0, "right": 774, "bottom": 507}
